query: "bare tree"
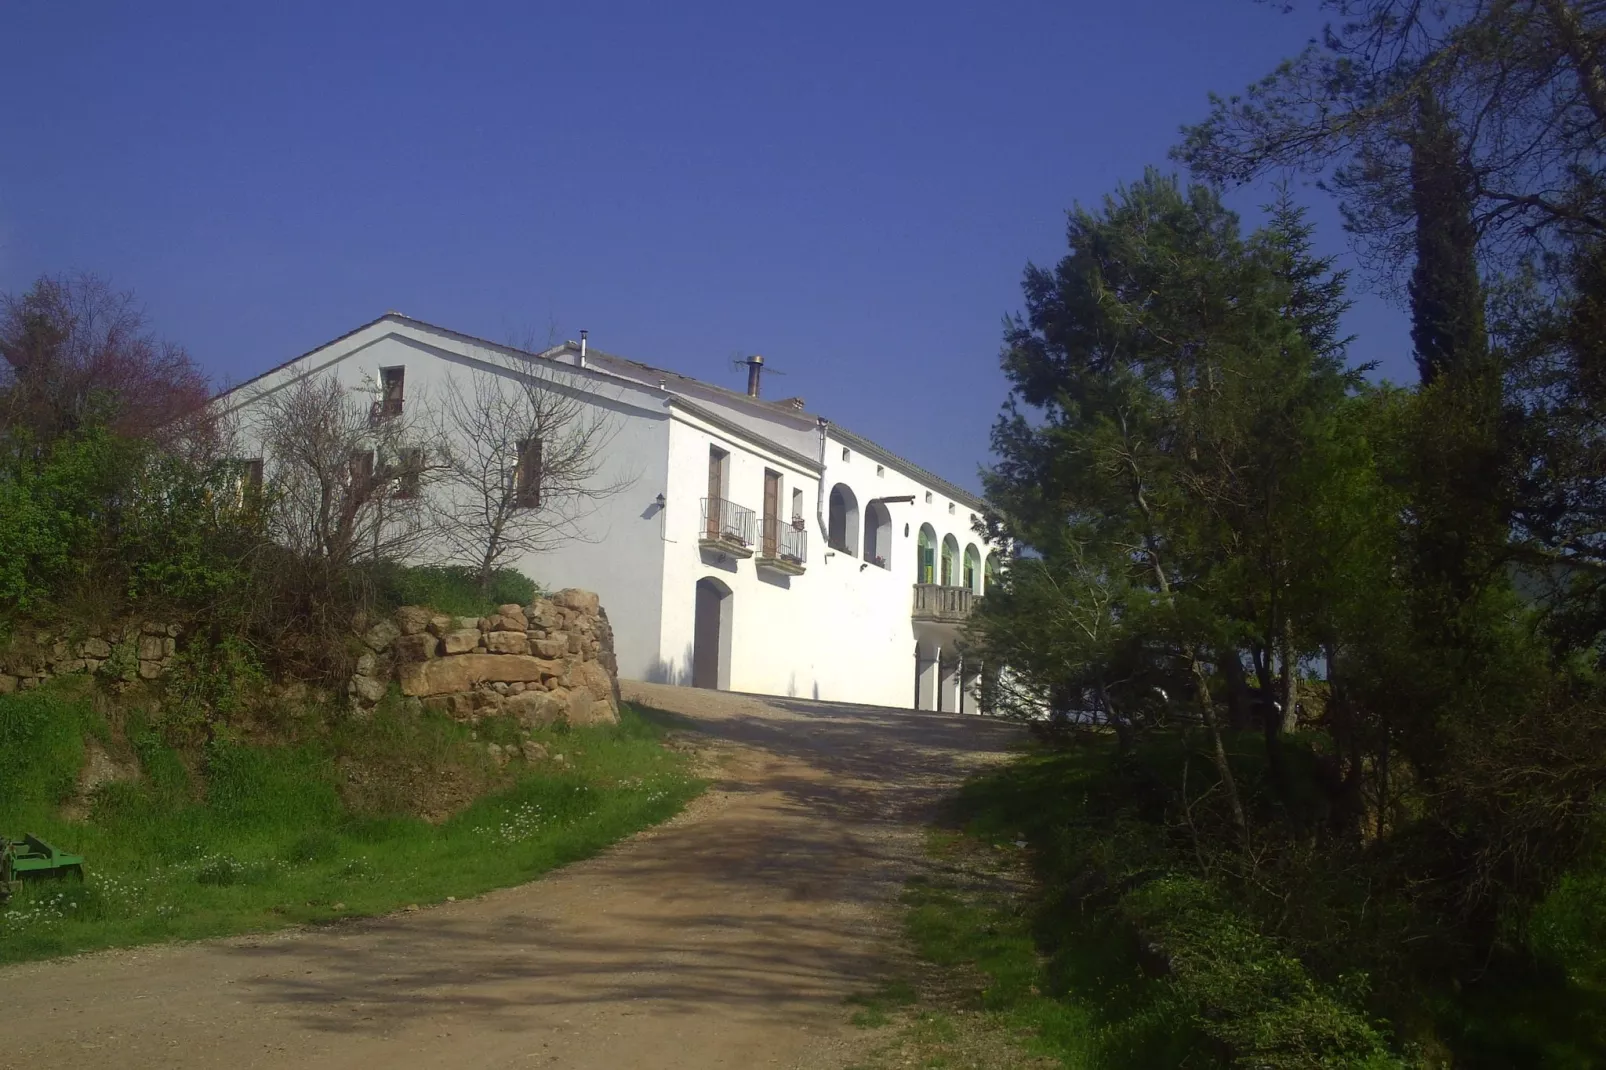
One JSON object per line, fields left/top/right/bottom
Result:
{"left": 0, "top": 272, "right": 211, "bottom": 448}
{"left": 251, "top": 372, "right": 441, "bottom": 569}
{"left": 433, "top": 351, "right": 634, "bottom": 594}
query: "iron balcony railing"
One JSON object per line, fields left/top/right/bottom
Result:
{"left": 701, "top": 496, "right": 755, "bottom": 549}
{"left": 912, "top": 583, "right": 974, "bottom": 622}
{"left": 759, "top": 515, "right": 808, "bottom": 565}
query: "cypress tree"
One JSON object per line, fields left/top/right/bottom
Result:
{"left": 1408, "top": 90, "right": 1488, "bottom": 384}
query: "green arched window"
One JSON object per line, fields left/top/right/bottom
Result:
{"left": 917, "top": 525, "right": 936, "bottom": 584}
{"left": 963, "top": 544, "right": 981, "bottom": 593}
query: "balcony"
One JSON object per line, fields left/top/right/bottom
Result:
{"left": 757, "top": 516, "right": 807, "bottom": 576}
{"left": 912, "top": 583, "right": 974, "bottom": 623}
{"left": 700, "top": 496, "right": 756, "bottom": 558}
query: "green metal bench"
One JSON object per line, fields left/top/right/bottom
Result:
{"left": 0, "top": 834, "right": 85, "bottom": 902}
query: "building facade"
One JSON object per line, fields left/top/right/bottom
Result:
{"left": 214, "top": 314, "right": 997, "bottom": 711}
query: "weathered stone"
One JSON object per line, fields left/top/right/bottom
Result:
{"left": 82, "top": 659, "right": 103, "bottom": 674}
{"left": 508, "top": 681, "right": 526, "bottom": 695}
{"left": 393, "top": 633, "right": 438, "bottom": 662}
{"left": 78, "top": 637, "right": 112, "bottom": 659}
{"left": 569, "top": 659, "right": 615, "bottom": 704}
{"left": 141, "top": 621, "right": 167, "bottom": 636}
{"left": 484, "top": 630, "right": 529, "bottom": 655}
{"left": 57, "top": 659, "right": 87, "bottom": 674}
{"left": 567, "top": 632, "right": 583, "bottom": 655}
{"left": 166, "top": 623, "right": 183, "bottom": 638}
{"left": 137, "top": 660, "right": 163, "bottom": 680}
{"left": 364, "top": 619, "right": 401, "bottom": 653}
{"left": 19, "top": 676, "right": 40, "bottom": 690}
{"left": 521, "top": 740, "right": 548, "bottom": 763}
{"left": 484, "top": 742, "right": 508, "bottom": 766}
{"left": 441, "top": 629, "right": 482, "bottom": 655}
{"left": 491, "top": 681, "right": 510, "bottom": 696}
{"left": 427, "top": 614, "right": 454, "bottom": 637}
{"left": 162, "top": 637, "right": 176, "bottom": 657}
{"left": 454, "top": 616, "right": 482, "bottom": 633}
{"left": 351, "top": 674, "right": 388, "bottom": 703}
{"left": 496, "top": 604, "right": 529, "bottom": 630}
{"left": 136, "top": 635, "right": 165, "bottom": 661}
{"left": 395, "top": 605, "right": 433, "bottom": 636}
{"left": 553, "top": 588, "right": 600, "bottom": 615}
{"left": 566, "top": 687, "right": 595, "bottom": 724}
{"left": 528, "top": 602, "right": 562, "bottom": 630}
{"left": 398, "top": 653, "right": 567, "bottom": 697}
{"left": 356, "top": 652, "right": 378, "bottom": 677}
{"left": 532, "top": 637, "right": 568, "bottom": 659}
{"left": 504, "top": 689, "right": 568, "bottom": 728}
{"left": 0, "top": 674, "right": 16, "bottom": 694}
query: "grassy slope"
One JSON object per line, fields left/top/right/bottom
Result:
{"left": 0, "top": 685, "right": 701, "bottom": 964}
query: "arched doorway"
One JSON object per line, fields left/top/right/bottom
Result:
{"left": 692, "top": 578, "right": 732, "bottom": 690}
{"left": 863, "top": 500, "right": 892, "bottom": 569}
{"left": 964, "top": 544, "right": 982, "bottom": 592}
{"left": 917, "top": 524, "right": 936, "bottom": 583}
{"left": 941, "top": 535, "right": 960, "bottom": 587}
{"left": 827, "top": 483, "right": 859, "bottom": 554}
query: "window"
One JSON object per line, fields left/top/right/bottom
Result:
{"left": 863, "top": 501, "right": 892, "bottom": 569}
{"left": 827, "top": 483, "right": 859, "bottom": 555}
{"left": 394, "top": 448, "right": 424, "bottom": 499}
{"left": 379, "top": 367, "right": 405, "bottom": 419}
{"left": 231, "top": 457, "right": 263, "bottom": 507}
{"left": 948, "top": 502, "right": 955, "bottom": 514}
{"left": 791, "top": 487, "right": 805, "bottom": 528}
{"left": 349, "top": 449, "right": 376, "bottom": 502}
{"left": 761, "top": 469, "right": 782, "bottom": 557}
{"left": 876, "top": 464, "right": 885, "bottom": 477}
{"left": 706, "top": 446, "right": 728, "bottom": 537}
{"left": 515, "top": 437, "right": 542, "bottom": 508}
{"left": 842, "top": 447, "right": 851, "bottom": 462}
{"left": 924, "top": 491, "right": 933, "bottom": 504}
{"left": 917, "top": 525, "right": 936, "bottom": 584}
{"left": 964, "top": 544, "right": 982, "bottom": 593}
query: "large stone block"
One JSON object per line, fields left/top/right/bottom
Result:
{"left": 393, "top": 633, "right": 439, "bottom": 662}
{"left": 528, "top": 601, "right": 563, "bottom": 630}
{"left": 398, "top": 653, "right": 567, "bottom": 697}
{"left": 504, "top": 689, "right": 568, "bottom": 728}
{"left": 364, "top": 619, "right": 401, "bottom": 653}
{"left": 395, "top": 605, "right": 433, "bottom": 636}
{"left": 494, "top": 604, "right": 528, "bottom": 631}
{"left": 78, "top": 637, "right": 112, "bottom": 659}
{"left": 532, "top": 637, "right": 568, "bottom": 659}
{"left": 136, "top": 635, "right": 165, "bottom": 661}
{"left": 441, "top": 629, "right": 482, "bottom": 655}
{"left": 484, "top": 631, "right": 529, "bottom": 655}
{"left": 553, "top": 588, "right": 600, "bottom": 615}
{"left": 350, "top": 674, "right": 388, "bottom": 704}
{"left": 569, "top": 659, "right": 615, "bottom": 704}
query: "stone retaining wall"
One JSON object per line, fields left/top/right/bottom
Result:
{"left": 0, "top": 620, "right": 182, "bottom": 694}
{"left": 349, "top": 588, "right": 620, "bottom": 727}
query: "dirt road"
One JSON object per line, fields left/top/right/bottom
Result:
{"left": 0, "top": 683, "right": 1021, "bottom": 1070}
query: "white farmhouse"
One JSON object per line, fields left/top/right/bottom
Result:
{"left": 214, "top": 314, "right": 998, "bottom": 712}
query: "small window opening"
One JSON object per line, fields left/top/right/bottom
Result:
{"left": 349, "top": 450, "right": 376, "bottom": 501}
{"left": 515, "top": 437, "right": 542, "bottom": 508}
{"left": 395, "top": 448, "right": 424, "bottom": 499}
{"left": 379, "top": 366, "right": 405, "bottom": 419}
{"left": 842, "top": 447, "right": 851, "bottom": 462}
{"left": 791, "top": 487, "right": 805, "bottom": 529}
{"left": 924, "top": 491, "right": 933, "bottom": 504}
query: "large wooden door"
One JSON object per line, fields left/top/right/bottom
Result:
{"left": 761, "top": 470, "right": 780, "bottom": 556}
{"left": 693, "top": 579, "right": 724, "bottom": 689}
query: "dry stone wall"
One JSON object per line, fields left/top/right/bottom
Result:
{"left": 349, "top": 588, "right": 621, "bottom": 728}
{"left": 0, "top": 620, "right": 182, "bottom": 694}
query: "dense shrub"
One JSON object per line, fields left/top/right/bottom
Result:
{"left": 368, "top": 563, "right": 539, "bottom": 617}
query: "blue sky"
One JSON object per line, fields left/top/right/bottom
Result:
{"left": 1, "top": 1, "right": 1410, "bottom": 493}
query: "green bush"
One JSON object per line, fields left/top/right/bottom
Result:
{"left": 1119, "top": 876, "right": 1401, "bottom": 1069}
{"left": 1531, "top": 867, "right": 1606, "bottom": 990}
{"left": 368, "top": 563, "right": 540, "bottom": 617}
{"left": 0, "top": 430, "right": 129, "bottom": 612}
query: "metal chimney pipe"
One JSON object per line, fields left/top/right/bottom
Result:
{"left": 745, "top": 354, "right": 764, "bottom": 398}
{"left": 578, "top": 329, "right": 587, "bottom": 367}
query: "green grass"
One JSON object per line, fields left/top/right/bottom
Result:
{"left": 0, "top": 685, "right": 701, "bottom": 964}
{"left": 368, "top": 563, "right": 539, "bottom": 617}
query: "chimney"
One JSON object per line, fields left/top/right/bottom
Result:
{"left": 578, "top": 329, "right": 588, "bottom": 368}
{"left": 745, "top": 354, "right": 764, "bottom": 398}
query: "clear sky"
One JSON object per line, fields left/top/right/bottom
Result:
{"left": 1, "top": 1, "right": 1411, "bottom": 494}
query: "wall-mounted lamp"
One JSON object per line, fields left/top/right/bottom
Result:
{"left": 655, "top": 492, "right": 666, "bottom": 508}
{"left": 859, "top": 562, "right": 869, "bottom": 571}
{"left": 824, "top": 551, "right": 836, "bottom": 561}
